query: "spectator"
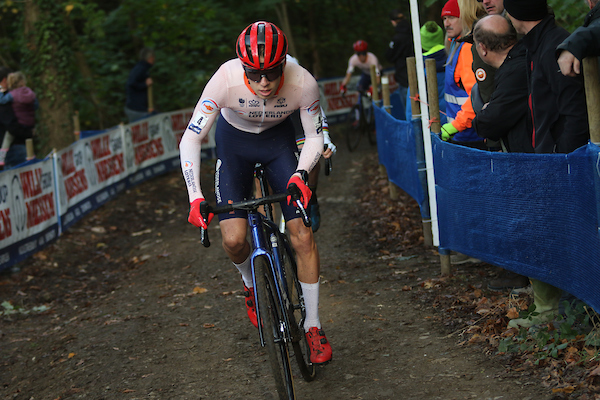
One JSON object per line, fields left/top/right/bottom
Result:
{"left": 340, "top": 40, "right": 382, "bottom": 95}
{"left": 125, "top": 47, "right": 155, "bottom": 123}
{"left": 0, "top": 67, "right": 16, "bottom": 155}
{"left": 386, "top": 9, "right": 414, "bottom": 115}
{"left": 468, "top": 0, "right": 504, "bottom": 113}
{"left": 406, "top": 21, "right": 447, "bottom": 124}
{"left": 504, "top": 0, "right": 590, "bottom": 328}
{"left": 472, "top": 16, "right": 532, "bottom": 153}
{"left": 556, "top": 0, "right": 600, "bottom": 77}
{"left": 0, "top": 70, "right": 35, "bottom": 169}
{"left": 0, "top": 71, "right": 38, "bottom": 167}
{"left": 440, "top": 0, "right": 485, "bottom": 150}
{"left": 479, "top": 0, "right": 505, "bottom": 15}
{"left": 471, "top": 14, "right": 531, "bottom": 292}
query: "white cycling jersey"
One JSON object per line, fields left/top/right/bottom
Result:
{"left": 346, "top": 52, "right": 382, "bottom": 76}
{"left": 180, "top": 58, "right": 324, "bottom": 202}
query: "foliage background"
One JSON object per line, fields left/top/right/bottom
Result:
{"left": 0, "top": 0, "right": 589, "bottom": 154}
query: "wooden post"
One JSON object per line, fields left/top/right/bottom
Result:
{"left": 440, "top": 250, "right": 451, "bottom": 276}
{"left": 25, "top": 138, "right": 35, "bottom": 160}
{"left": 583, "top": 57, "right": 600, "bottom": 144}
{"left": 407, "top": 57, "right": 420, "bottom": 117}
{"left": 369, "top": 65, "right": 379, "bottom": 103}
{"left": 73, "top": 110, "right": 80, "bottom": 141}
{"left": 426, "top": 59, "right": 441, "bottom": 134}
{"left": 148, "top": 84, "right": 154, "bottom": 113}
{"left": 382, "top": 75, "right": 391, "bottom": 114}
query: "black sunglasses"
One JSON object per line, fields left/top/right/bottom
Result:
{"left": 356, "top": 51, "right": 367, "bottom": 56}
{"left": 244, "top": 65, "right": 283, "bottom": 83}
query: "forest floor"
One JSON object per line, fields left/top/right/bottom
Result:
{"left": 1, "top": 130, "right": 600, "bottom": 399}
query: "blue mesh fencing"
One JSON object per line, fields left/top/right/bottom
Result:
{"left": 433, "top": 135, "right": 600, "bottom": 310}
{"left": 374, "top": 104, "right": 600, "bottom": 311}
{"left": 374, "top": 105, "right": 429, "bottom": 218}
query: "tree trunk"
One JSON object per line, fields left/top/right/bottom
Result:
{"left": 23, "top": 1, "right": 75, "bottom": 154}
{"left": 275, "top": 2, "right": 298, "bottom": 59}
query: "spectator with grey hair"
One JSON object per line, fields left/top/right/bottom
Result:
{"left": 125, "top": 47, "right": 155, "bottom": 123}
{"left": 556, "top": 0, "right": 600, "bottom": 77}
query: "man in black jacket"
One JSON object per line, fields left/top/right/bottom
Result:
{"left": 556, "top": 0, "right": 600, "bottom": 77}
{"left": 125, "top": 47, "right": 155, "bottom": 123}
{"left": 506, "top": 0, "right": 589, "bottom": 154}
{"left": 386, "top": 9, "right": 414, "bottom": 113}
{"left": 472, "top": 15, "right": 532, "bottom": 153}
{"left": 504, "top": 0, "right": 590, "bottom": 328}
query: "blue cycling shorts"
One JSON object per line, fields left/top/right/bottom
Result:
{"left": 214, "top": 116, "right": 301, "bottom": 222}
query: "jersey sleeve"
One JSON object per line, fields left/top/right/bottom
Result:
{"left": 297, "top": 71, "right": 324, "bottom": 173}
{"left": 179, "top": 65, "right": 228, "bottom": 202}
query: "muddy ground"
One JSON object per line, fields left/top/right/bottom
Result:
{"left": 1, "top": 135, "right": 563, "bottom": 399}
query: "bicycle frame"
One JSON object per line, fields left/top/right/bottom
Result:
{"left": 247, "top": 211, "right": 294, "bottom": 348}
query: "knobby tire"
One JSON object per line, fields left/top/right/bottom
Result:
{"left": 346, "top": 104, "right": 363, "bottom": 151}
{"left": 364, "top": 98, "right": 377, "bottom": 145}
{"left": 255, "top": 257, "right": 296, "bottom": 400}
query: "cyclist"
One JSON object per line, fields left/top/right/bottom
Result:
{"left": 180, "top": 21, "right": 332, "bottom": 364}
{"left": 339, "top": 40, "right": 382, "bottom": 95}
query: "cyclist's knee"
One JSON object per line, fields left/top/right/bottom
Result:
{"left": 287, "top": 221, "right": 315, "bottom": 252}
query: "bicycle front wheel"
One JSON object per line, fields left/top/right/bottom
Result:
{"left": 255, "top": 257, "right": 296, "bottom": 400}
{"left": 346, "top": 104, "right": 363, "bottom": 151}
{"left": 364, "top": 101, "right": 377, "bottom": 145}
{"left": 280, "top": 235, "right": 316, "bottom": 381}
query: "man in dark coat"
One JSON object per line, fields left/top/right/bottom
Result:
{"left": 556, "top": 0, "right": 600, "bottom": 77}
{"left": 386, "top": 9, "right": 414, "bottom": 113}
{"left": 504, "top": 0, "right": 590, "bottom": 328}
{"left": 125, "top": 47, "right": 155, "bottom": 123}
{"left": 471, "top": 15, "right": 532, "bottom": 153}
{"left": 506, "top": 0, "right": 589, "bottom": 154}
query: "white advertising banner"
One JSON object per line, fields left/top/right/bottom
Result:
{"left": 55, "top": 126, "right": 128, "bottom": 231}
{"left": 0, "top": 158, "right": 59, "bottom": 270}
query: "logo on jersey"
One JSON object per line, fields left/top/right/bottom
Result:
{"left": 239, "top": 98, "right": 246, "bottom": 107}
{"left": 475, "top": 68, "right": 487, "bottom": 81}
{"left": 235, "top": 110, "right": 247, "bottom": 116}
{"left": 274, "top": 97, "right": 287, "bottom": 108}
{"left": 183, "top": 161, "right": 193, "bottom": 168}
{"left": 307, "top": 100, "right": 321, "bottom": 116}
{"left": 249, "top": 99, "right": 260, "bottom": 107}
{"left": 200, "top": 99, "right": 218, "bottom": 114}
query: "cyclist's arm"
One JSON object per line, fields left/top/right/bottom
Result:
{"left": 296, "top": 76, "right": 324, "bottom": 173}
{"left": 180, "top": 68, "right": 226, "bottom": 202}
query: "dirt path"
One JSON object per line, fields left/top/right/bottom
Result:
{"left": 1, "top": 137, "right": 550, "bottom": 399}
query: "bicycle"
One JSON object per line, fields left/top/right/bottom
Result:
{"left": 199, "top": 164, "right": 316, "bottom": 400}
{"left": 346, "top": 87, "right": 377, "bottom": 151}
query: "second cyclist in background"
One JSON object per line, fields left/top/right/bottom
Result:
{"left": 340, "top": 40, "right": 382, "bottom": 96}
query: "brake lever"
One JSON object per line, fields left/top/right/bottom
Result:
{"left": 324, "top": 144, "right": 332, "bottom": 176}
{"left": 199, "top": 202, "right": 211, "bottom": 248}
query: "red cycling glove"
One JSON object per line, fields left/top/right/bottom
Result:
{"left": 287, "top": 175, "right": 312, "bottom": 209}
{"left": 188, "top": 198, "right": 214, "bottom": 229}
{"left": 340, "top": 84, "right": 347, "bottom": 95}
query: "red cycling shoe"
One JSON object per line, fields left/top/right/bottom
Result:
{"left": 305, "top": 327, "right": 332, "bottom": 364}
{"left": 243, "top": 284, "right": 258, "bottom": 328}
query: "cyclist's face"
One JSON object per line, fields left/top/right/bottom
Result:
{"left": 247, "top": 56, "right": 282, "bottom": 100}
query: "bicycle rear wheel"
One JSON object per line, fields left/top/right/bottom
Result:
{"left": 279, "top": 235, "right": 316, "bottom": 381}
{"left": 346, "top": 104, "right": 363, "bottom": 151}
{"left": 255, "top": 257, "right": 296, "bottom": 400}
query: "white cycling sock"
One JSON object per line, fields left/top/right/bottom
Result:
{"left": 234, "top": 255, "right": 253, "bottom": 288}
{"left": 300, "top": 280, "right": 321, "bottom": 331}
